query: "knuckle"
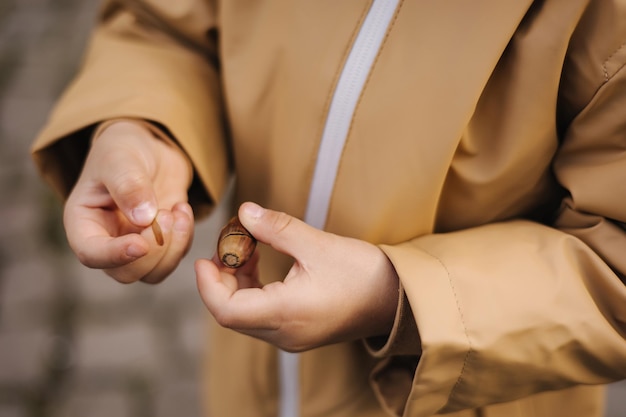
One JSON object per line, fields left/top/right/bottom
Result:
{"left": 214, "top": 309, "right": 237, "bottom": 329}
{"left": 270, "top": 211, "right": 293, "bottom": 235}
{"left": 74, "top": 247, "right": 91, "bottom": 266}
{"left": 104, "top": 269, "right": 136, "bottom": 284}
{"left": 140, "top": 274, "right": 166, "bottom": 285}
{"left": 278, "top": 337, "right": 309, "bottom": 353}
{"left": 280, "top": 344, "right": 304, "bottom": 354}
{"left": 111, "top": 171, "right": 146, "bottom": 199}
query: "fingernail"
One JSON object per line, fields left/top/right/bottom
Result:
{"left": 241, "top": 202, "right": 264, "bottom": 220}
{"left": 132, "top": 202, "right": 157, "bottom": 225}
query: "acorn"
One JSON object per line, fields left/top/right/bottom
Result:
{"left": 217, "top": 216, "right": 257, "bottom": 268}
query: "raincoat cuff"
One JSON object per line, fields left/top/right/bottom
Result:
{"left": 364, "top": 279, "right": 422, "bottom": 358}
{"left": 91, "top": 117, "right": 193, "bottom": 182}
{"left": 91, "top": 118, "right": 172, "bottom": 145}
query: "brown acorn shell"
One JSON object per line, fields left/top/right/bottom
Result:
{"left": 217, "top": 216, "right": 257, "bottom": 268}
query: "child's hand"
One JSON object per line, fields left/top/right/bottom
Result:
{"left": 64, "top": 120, "right": 194, "bottom": 283}
{"left": 195, "top": 202, "right": 399, "bottom": 351}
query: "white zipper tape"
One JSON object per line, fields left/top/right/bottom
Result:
{"left": 279, "top": 1, "right": 401, "bottom": 416}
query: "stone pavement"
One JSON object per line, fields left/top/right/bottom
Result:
{"left": 0, "top": 1, "right": 625, "bottom": 417}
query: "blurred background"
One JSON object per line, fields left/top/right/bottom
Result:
{"left": 0, "top": 1, "right": 229, "bottom": 416}
{"left": 0, "top": 1, "right": 625, "bottom": 417}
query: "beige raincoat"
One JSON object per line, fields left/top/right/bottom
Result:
{"left": 32, "top": 0, "right": 626, "bottom": 416}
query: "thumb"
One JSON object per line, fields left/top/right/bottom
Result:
{"left": 101, "top": 152, "right": 158, "bottom": 227}
{"left": 238, "top": 202, "right": 322, "bottom": 260}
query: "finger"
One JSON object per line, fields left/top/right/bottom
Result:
{"left": 212, "top": 250, "right": 262, "bottom": 289}
{"left": 140, "top": 205, "right": 194, "bottom": 284}
{"left": 97, "top": 147, "right": 158, "bottom": 227}
{"left": 104, "top": 210, "right": 175, "bottom": 283}
{"left": 195, "top": 258, "right": 284, "bottom": 331}
{"left": 237, "top": 202, "right": 325, "bottom": 262}
{"left": 64, "top": 199, "right": 150, "bottom": 269}
{"left": 77, "top": 233, "right": 149, "bottom": 270}
{"left": 172, "top": 202, "right": 195, "bottom": 257}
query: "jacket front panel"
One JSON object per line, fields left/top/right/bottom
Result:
{"left": 214, "top": 0, "right": 626, "bottom": 415}
{"left": 219, "top": 0, "right": 374, "bottom": 220}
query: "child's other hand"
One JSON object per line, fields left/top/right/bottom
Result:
{"left": 64, "top": 120, "right": 194, "bottom": 284}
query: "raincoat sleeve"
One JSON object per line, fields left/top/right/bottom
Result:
{"left": 30, "top": 0, "right": 229, "bottom": 214}
{"left": 367, "top": 6, "right": 626, "bottom": 417}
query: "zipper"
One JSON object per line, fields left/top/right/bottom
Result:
{"left": 304, "top": 0, "right": 401, "bottom": 229}
{"left": 279, "top": 0, "right": 401, "bottom": 416}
